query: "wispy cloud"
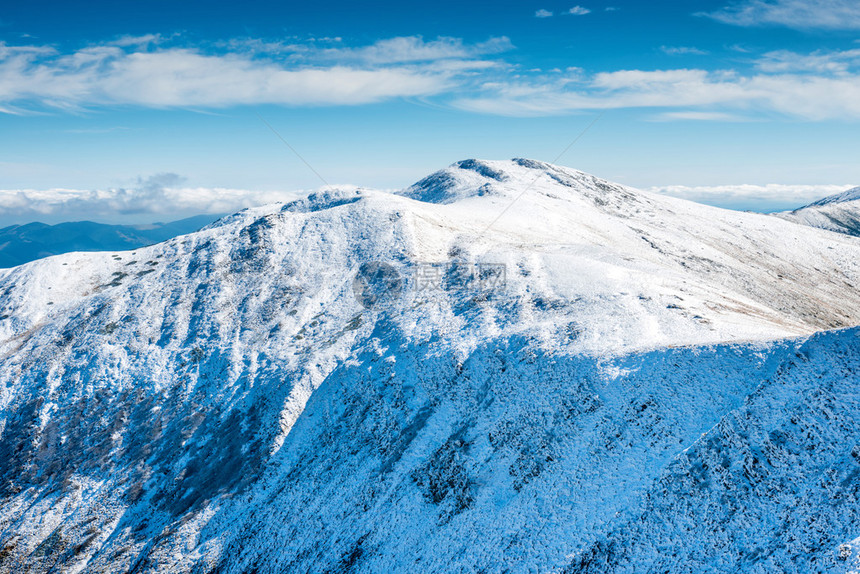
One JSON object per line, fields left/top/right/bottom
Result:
{"left": 320, "top": 36, "right": 514, "bottom": 64}
{"left": 703, "top": 0, "right": 860, "bottom": 30}
{"left": 1, "top": 175, "right": 849, "bottom": 222}
{"left": 453, "top": 55, "right": 860, "bottom": 120}
{"left": 0, "top": 173, "right": 307, "bottom": 223}
{"left": 4, "top": 35, "right": 860, "bottom": 122}
{"left": 755, "top": 48, "right": 860, "bottom": 74}
{"left": 109, "top": 34, "right": 168, "bottom": 47}
{"left": 651, "top": 110, "right": 748, "bottom": 121}
{"left": 0, "top": 36, "right": 510, "bottom": 112}
{"left": 661, "top": 46, "right": 709, "bottom": 56}
{"left": 567, "top": 6, "right": 591, "bottom": 15}
{"left": 535, "top": 9, "right": 553, "bottom": 18}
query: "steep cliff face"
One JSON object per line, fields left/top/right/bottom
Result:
{"left": 1, "top": 160, "right": 859, "bottom": 573}
{"left": 196, "top": 329, "right": 860, "bottom": 574}
{"left": 562, "top": 328, "right": 860, "bottom": 574}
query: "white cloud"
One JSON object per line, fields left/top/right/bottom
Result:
{"left": 219, "top": 38, "right": 309, "bottom": 56}
{"left": 2, "top": 175, "right": 849, "bottom": 222}
{"left": 661, "top": 46, "right": 709, "bottom": 56}
{"left": 535, "top": 9, "right": 553, "bottom": 18}
{"left": 756, "top": 48, "right": 860, "bottom": 74}
{"left": 648, "top": 183, "right": 854, "bottom": 211}
{"left": 704, "top": 0, "right": 860, "bottom": 30}
{"left": 0, "top": 36, "right": 510, "bottom": 111}
{"left": 321, "top": 36, "right": 514, "bottom": 64}
{"left": 4, "top": 36, "right": 860, "bottom": 123}
{"left": 729, "top": 44, "right": 754, "bottom": 53}
{"left": 453, "top": 63, "right": 860, "bottom": 120}
{"left": 109, "top": 34, "right": 167, "bottom": 47}
{"left": 0, "top": 173, "right": 307, "bottom": 223}
{"left": 567, "top": 6, "right": 591, "bottom": 15}
{"left": 651, "top": 110, "right": 748, "bottom": 121}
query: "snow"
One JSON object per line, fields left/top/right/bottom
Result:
{"left": 805, "top": 186, "right": 860, "bottom": 208}
{"left": 0, "top": 159, "right": 859, "bottom": 572}
{"left": 776, "top": 186, "right": 860, "bottom": 237}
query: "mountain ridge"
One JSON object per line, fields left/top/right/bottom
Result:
{"left": 804, "top": 186, "right": 860, "bottom": 208}
{"left": 1, "top": 159, "right": 859, "bottom": 572}
{"left": 776, "top": 186, "right": 860, "bottom": 237}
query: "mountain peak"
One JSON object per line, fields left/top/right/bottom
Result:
{"left": 281, "top": 186, "right": 366, "bottom": 213}
{"left": 398, "top": 159, "right": 507, "bottom": 204}
{"left": 776, "top": 185, "right": 860, "bottom": 237}
{"left": 399, "top": 158, "right": 634, "bottom": 207}
{"left": 802, "top": 185, "right": 860, "bottom": 209}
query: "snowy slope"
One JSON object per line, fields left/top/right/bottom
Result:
{"left": 564, "top": 327, "right": 860, "bottom": 574}
{"left": 776, "top": 186, "right": 860, "bottom": 237}
{"left": 1, "top": 159, "right": 859, "bottom": 573}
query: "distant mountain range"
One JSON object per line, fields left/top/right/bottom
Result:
{"left": 0, "top": 215, "right": 223, "bottom": 268}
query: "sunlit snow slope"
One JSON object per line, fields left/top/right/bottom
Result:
{"left": 777, "top": 186, "right": 860, "bottom": 237}
{"left": 1, "top": 159, "right": 859, "bottom": 573}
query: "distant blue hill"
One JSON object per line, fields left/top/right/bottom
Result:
{"left": 0, "top": 214, "right": 223, "bottom": 268}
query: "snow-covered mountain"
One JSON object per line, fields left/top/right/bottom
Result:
{"left": 1, "top": 159, "right": 859, "bottom": 573}
{"left": 776, "top": 186, "right": 860, "bottom": 237}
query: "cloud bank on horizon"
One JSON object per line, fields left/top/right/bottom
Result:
{"left": 0, "top": 173, "right": 850, "bottom": 227}
{"left": 0, "top": 174, "right": 305, "bottom": 226}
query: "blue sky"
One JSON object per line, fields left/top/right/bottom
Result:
{"left": 2, "top": 0, "right": 860, "bottom": 224}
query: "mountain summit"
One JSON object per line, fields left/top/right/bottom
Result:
{"left": 1, "top": 160, "right": 859, "bottom": 573}
{"left": 776, "top": 185, "right": 860, "bottom": 237}
{"left": 805, "top": 186, "right": 860, "bottom": 208}
{"left": 399, "top": 158, "right": 634, "bottom": 205}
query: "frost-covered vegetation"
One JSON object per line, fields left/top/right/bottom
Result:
{"left": 1, "top": 159, "right": 859, "bottom": 573}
